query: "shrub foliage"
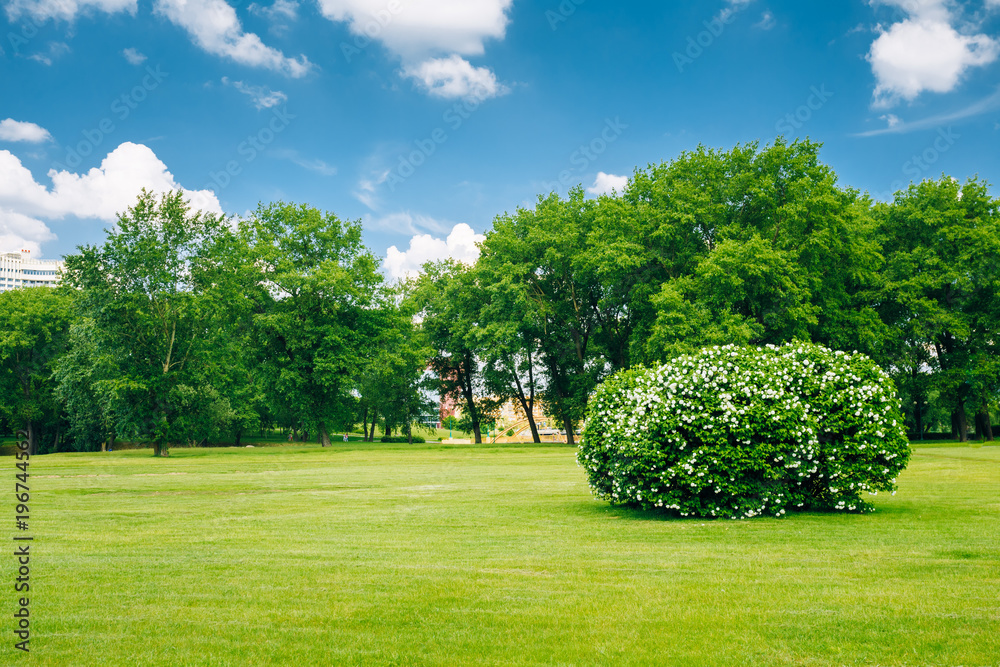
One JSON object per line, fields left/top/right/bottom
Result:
{"left": 578, "top": 343, "right": 911, "bottom": 518}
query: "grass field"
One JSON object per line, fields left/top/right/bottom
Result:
{"left": 3, "top": 441, "right": 998, "bottom": 665}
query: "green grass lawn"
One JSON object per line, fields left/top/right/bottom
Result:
{"left": 3, "top": 441, "right": 998, "bottom": 665}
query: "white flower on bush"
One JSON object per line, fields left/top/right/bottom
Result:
{"left": 578, "top": 343, "right": 911, "bottom": 519}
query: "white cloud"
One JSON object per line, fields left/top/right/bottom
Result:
{"left": 6, "top": 0, "right": 308, "bottom": 77}
{"left": 316, "top": 0, "right": 512, "bottom": 60}
{"left": 586, "top": 172, "right": 628, "bottom": 197}
{"left": 403, "top": 54, "right": 507, "bottom": 100}
{"left": 317, "top": 0, "right": 511, "bottom": 99}
{"left": 0, "top": 208, "right": 55, "bottom": 255}
{"left": 27, "top": 41, "right": 71, "bottom": 65}
{"left": 0, "top": 119, "right": 52, "bottom": 143}
{"left": 880, "top": 113, "right": 901, "bottom": 127}
{"left": 0, "top": 142, "right": 221, "bottom": 228}
{"left": 383, "top": 223, "right": 484, "bottom": 281}
{"left": 153, "top": 0, "right": 311, "bottom": 77}
{"left": 366, "top": 211, "right": 451, "bottom": 236}
{"left": 4, "top": 0, "right": 135, "bottom": 22}
{"left": 122, "top": 47, "right": 147, "bottom": 65}
{"left": 272, "top": 149, "right": 337, "bottom": 176}
{"left": 719, "top": 0, "right": 753, "bottom": 23}
{"left": 222, "top": 77, "right": 288, "bottom": 109}
{"left": 754, "top": 10, "right": 775, "bottom": 30}
{"left": 855, "top": 86, "right": 1000, "bottom": 136}
{"left": 867, "top": 0, "right": 999, "bottom": 107}
{"left": 249, "top": 0, "right": 298, "bottom": 21}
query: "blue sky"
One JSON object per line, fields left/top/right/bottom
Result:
{"left": 1, "top": 0, "right": 999, "bottom": 277}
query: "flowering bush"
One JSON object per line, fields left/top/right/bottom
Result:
{"left": 578, "top": 343, "right": 910, "bottom": 519}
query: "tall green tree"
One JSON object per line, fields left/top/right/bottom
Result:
{"left": 410, "top": 260, "right": 488, "bottom": 443}
{"left": 633, "top": 139, "right": 885, "bottom": 361}
{"left": 469, "top": 270, "right": 544, "bottom": 443}
{"left": 877, "top": 176, "right": 1000, "bottom": 441}
{"left": 478, "top": 190, "right": 605, "bottom": 445}
{"left": 63, "top": 190, "right": 243, "bottom": 456}
{"left": 0, "top": 287, "right": 75, "bottom": 454}
{"left": 248, "top": 202, "right": 384, "bottom": 447}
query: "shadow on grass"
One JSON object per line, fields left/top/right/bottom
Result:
{"left": 567, "top": 497, "right": 921, "bottom": 523}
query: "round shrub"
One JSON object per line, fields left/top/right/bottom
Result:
{"left": 578, "top": 343, "right": 910, "bottom": 519}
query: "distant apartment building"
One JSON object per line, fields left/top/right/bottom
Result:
{"left": 0, "top": 249, "right": 64, "bottom": 292}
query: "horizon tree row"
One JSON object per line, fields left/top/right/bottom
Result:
{"left": 1, "top": 138, "right": 997, "bottom": 453}
{"left": 410, "top": 138, "right": 998, "bottom": 444}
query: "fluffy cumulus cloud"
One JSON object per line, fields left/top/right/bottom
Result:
{"left": 868, "top": 0, "right": 999, "bottom": 107}
{"left": 0, "top": 119, "right": 52, "bottom": 143}
{"left": 587, "top": 172, "right": 629, "bottom": 196}
{"left": 0, "top": 142, "right": 221, "bottom": 253}
{"left": 317, "top": 0, "right": 511, "bottom": 58}
{"left": 403, "top": 55, "right": 507, "bottom": 100}
{"left": 317, "top": 0, "right": 512, "bottom": 99}
{"left": 383, "top": 223, "right": 484, "bottom": 281}
{"left": 0, "top": 208, "right": 55, "bottom": 255}
{"left": 154, "top": 0, "right": 310, "bottom": 77}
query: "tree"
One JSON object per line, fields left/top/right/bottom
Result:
{"left": 0, "top": 287, "right": 75, "bottom": 454}
{"left": 634, "top": 138, "right": 885, "bottom": 362}
{"left": 248, "top": 202, "right": 384, "bottom": 447}
{"left": 478, "top": 190, "right": 608, "bottom": 445}
{"left": 410, "top": 260, "right": 488, "bottom": 443}
{"left": 355, "top": 292, "right": 433, "bottom": 444}
{"left": 877, "top": 176, "right": 1000, "bottom": 441}
{"left": 53, "top": 317, "right": 118, "bottom": 451}
{"left": 469, "top": 269, "right": 545, "bottom": 443}
{"left": 63, "top": 190, "right": 243, "bottom": 456}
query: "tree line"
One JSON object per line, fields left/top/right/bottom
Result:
{"left": 1, "top": 138, "right": 997, "bottom": 455}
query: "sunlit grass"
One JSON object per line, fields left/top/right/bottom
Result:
{"left": 3, "top": 441, "right": 997, "bottom": 665}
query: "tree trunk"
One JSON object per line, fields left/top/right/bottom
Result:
{"left": 950, "top": 411, "right": 959, "bottom": 440}
{"left": 979, "top": 405, "right": 994, "bottom": 442}
{"left": 361, "top": 405, "right": 370, "bottom": 441}
{"left": 26, "top": 421, "right": 37, "bottom": 457}
{"left": 511, "top": 361, "right": 541, "bottom": 444}
{"left": 108, "top": 434, "right": 115, "bottom": 452}
{"left": 914, "top": 396, "right": 924, "bottom": 440}
{"left": 318, "top": 422, "right": 330, "bottom": 447}
{"left": 974, "top": 412, "right": 984, "bottom": 440}
{"left": 235, "top": 429, "right": 243, "bottom": 447}
{"left": 955, "top": 406, "right": 968, "bottom": 443}
{"left": 369, "top": 407, "right": 379, "bottom": 442}
{"left": 562, "top": 413, "right": 576, "bottom": 446}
